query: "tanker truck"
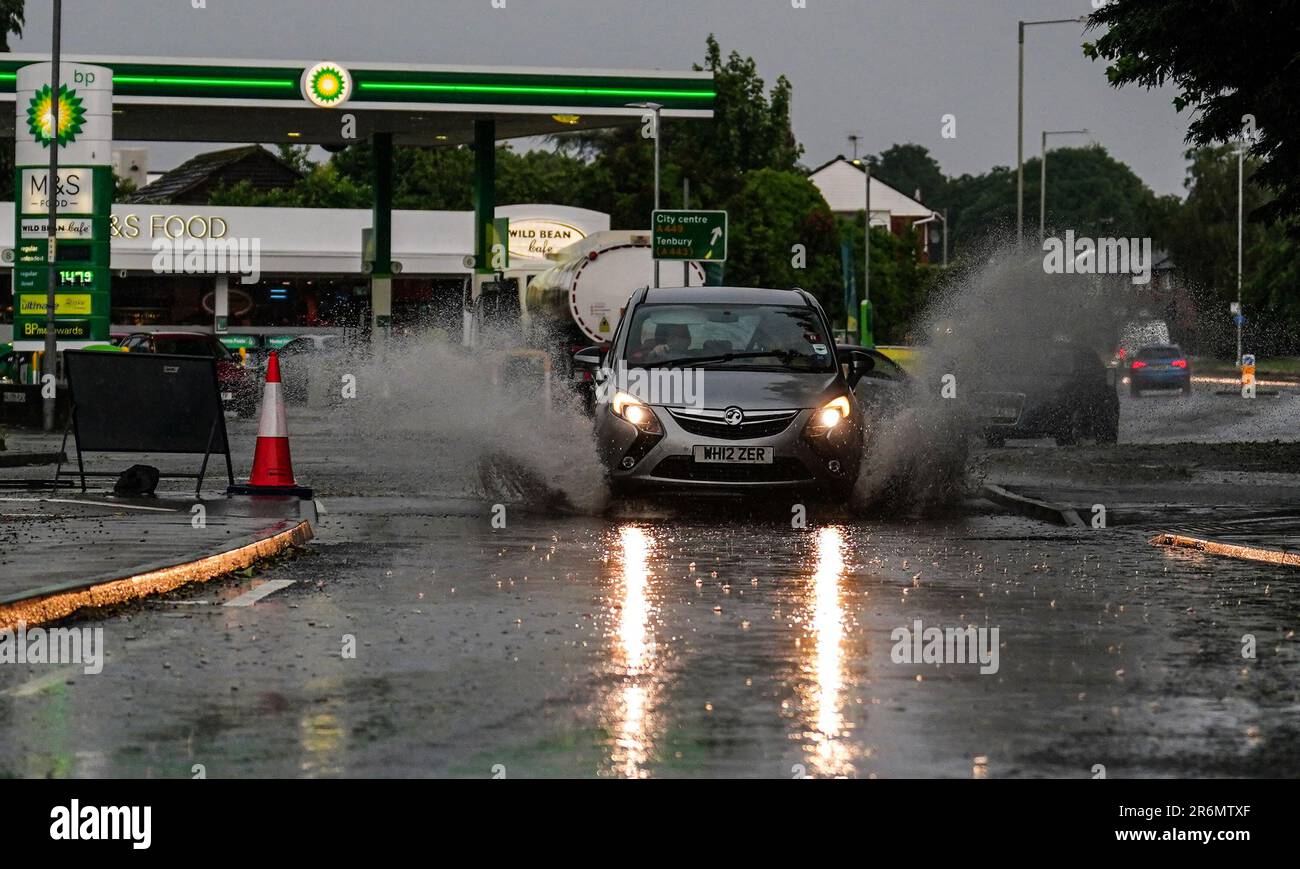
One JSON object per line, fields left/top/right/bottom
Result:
{"left": 516, "top": 230, "right": 706, "bottom": 378}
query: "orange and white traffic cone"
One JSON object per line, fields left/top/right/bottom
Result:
{"left": 229, "top": 351, "right": 313, "bottom": 498}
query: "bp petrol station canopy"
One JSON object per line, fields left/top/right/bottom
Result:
{"left": 0, "top": 53, "right": 715, "bottom": 145}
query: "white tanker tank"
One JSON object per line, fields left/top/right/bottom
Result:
{"left": 523, "top": 230, "right": 706, "bottom": 347}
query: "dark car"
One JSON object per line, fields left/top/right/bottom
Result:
{"left": 120, "top": 331, "right": 259, "bottom": 417}
{"left": 974, "top": 343, "right": 1119, "bottom": 447}
{"left": 1129, "top": 344, "right": 1191, "bottom": 396}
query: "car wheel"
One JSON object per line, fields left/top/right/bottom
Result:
{"left": 826, "top": 480, "right": 856, "bottom": 502}
{"left": 1096, "top": 414, "right": 1119, "bottom": 444}
{"left": 1056, "top": 410, "right": 1083, "bottom": 447}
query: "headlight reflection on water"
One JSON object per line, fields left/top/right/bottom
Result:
{"left": 608, "top": 525, "right": 658, "bottom": 778}
{"left": 803, "top": 525, "right": 853, "bottom": 778}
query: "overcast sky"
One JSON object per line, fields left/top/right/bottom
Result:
{"left": 12, "top": 0, "right": 1194, "bottom": 196}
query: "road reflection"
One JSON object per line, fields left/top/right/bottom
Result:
{"left": 607, "top": 525, "right": 659, "bottom": 777}
{"left": 801, "top": 525, "right": 853, "bottom": 777}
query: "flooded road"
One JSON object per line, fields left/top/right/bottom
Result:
{"left": 2, "top": 496, "right": 1293, "bottom": 778}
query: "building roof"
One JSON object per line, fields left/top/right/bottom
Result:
{"left": 124, "top": 145, "right": 302, "bottom": 204}
{"left": 808, "top": 156, "right": 934, "bottom": 220}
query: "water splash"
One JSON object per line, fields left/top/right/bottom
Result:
{"left": 855, "top": 241, "right": 1129, "bottom": 513}
{"left": 334, "top": 331, "right": 609, "bottom": 513}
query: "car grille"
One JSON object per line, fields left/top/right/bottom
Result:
{"left": 666, "top": 408, "right": 799, "bottom": 440}
{"left": 650, "top": 455, "right": 814, "bottom": 483}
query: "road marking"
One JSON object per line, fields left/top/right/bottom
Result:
{"left": 2, "top": 665, "right": 78, "bottom": 698}
{"left": 0, "top": 497, "right": 179, "bottom": 513}
{"left": 223, "top": 579, "right": 296, "bottom": 607}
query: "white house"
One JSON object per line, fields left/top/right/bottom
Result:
{"left": 808, "top": 155, "right": 937, "bottom": 232}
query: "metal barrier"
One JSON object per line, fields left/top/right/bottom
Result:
{"left": 57, "top": 350, "right": 234, "bottom": 496}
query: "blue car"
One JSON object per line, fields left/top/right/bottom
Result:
{"left": 1129, "top": 345, "right": 1192, "bottom": 396}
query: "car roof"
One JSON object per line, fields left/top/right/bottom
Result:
{"left": 640, "top": 286, "right": 811, "bottom": 306}
{"left": 1137, "top": 344, "right": 1182, "bottom": 353}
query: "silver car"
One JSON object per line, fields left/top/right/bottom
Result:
{"left": 575, "top": 287, "right": 886, "bottom": 498}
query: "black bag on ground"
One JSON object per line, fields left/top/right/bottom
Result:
{"left": 114, "top": 464, "right": 161, "bottom": 497}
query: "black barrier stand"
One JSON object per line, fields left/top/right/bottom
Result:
{"left": 57, "top": 350, "right": 236, "bottom": 498}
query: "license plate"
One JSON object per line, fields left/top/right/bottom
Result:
{"left": 692, "top": 445, "right": 774, "bottom": 464}
{"left": 221, "top": 392, "right": 234, "bottom": 401}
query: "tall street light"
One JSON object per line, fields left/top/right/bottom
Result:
{"left": 1040, "top": 128, "right": 1089, "bottom": 244}
{"left": 1236, "top": 129, "right": 1255, "bottom": 365}
{"left": 850, "top": 157, "right": 871, "bottom": 343}
{"left": 1017, "top": 16, "right": 1087, "bottom": 249}
{"left": 627, "top": 101, "right": 662, "bottom": 287}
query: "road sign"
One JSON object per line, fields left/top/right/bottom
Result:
{"left": 1233, "top": 314, "right": 1245, "bottom": 326}
{"left": 652, "top": 210, "right": 727, "bottom": 262}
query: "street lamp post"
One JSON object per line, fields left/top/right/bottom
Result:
{"left": 1017, "top": 17, "right": 1087, "bottom": 249}
{"left": 1237, "top": 141, "right": 1245, "bottom": 365}
{"left": 43, "top": 0, "right": 63, "bottom": 431}
{"left": 627, "top": 101, "right": 663, "bottom": 288}
{"left": 1040, "top": 128, "right": 1089, "bottom": 244}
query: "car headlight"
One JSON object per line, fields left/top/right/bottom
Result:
{"left": 806, "top": 395, "right": 852, "bottom": 436}
{"left": 611, "top": 391, "right": 663, "bottom": 435}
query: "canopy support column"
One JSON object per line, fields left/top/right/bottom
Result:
{"left": 472, "top": 119, "right": 496, "bottom": 295}
{"left": 370, "top": 131, "right": 393, "bottom": 333}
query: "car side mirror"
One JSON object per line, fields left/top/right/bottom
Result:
{"left": 837, "top": 346, "right": 875, "bottom": 387}
{"left": 572, "top": 346, "right": 605, "bottom": 379}
{"left": 573, "top": 345, "right": 605, "bottom": 371}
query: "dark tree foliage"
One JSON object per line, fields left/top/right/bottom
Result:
{"left": 1085, "top": 0, "right": 1300, "bottom": 225}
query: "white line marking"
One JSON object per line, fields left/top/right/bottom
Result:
{"left": 3, "top": 665, "right": 78, "bottom": 698}
{"left": 0, "top": 497, "right": 179, "bottom": 513}
{"left": 223, "top": 579, "right": 296, "bottom": 608}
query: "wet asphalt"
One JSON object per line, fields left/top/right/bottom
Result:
{"left": 0, "top": 384, "right": 1297, "bottom": 778}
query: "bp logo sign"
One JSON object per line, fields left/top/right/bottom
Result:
{"left": 26, "top": 83, "right": 86, "bottom": 147}
{"left": 301, "top": 62, "right": 352, "bottom": 108}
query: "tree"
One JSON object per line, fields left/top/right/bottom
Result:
{"left": 1160, "top": 145, "right": 1290, "bottom": 355}
{"left": 724, "top": 169, "right": 840, "bottom": 309}
{"left": 551, "top": 34, "right": 803, "bottom": 227}
{"left": 1085, "top": 0, "right": 1300, "bottom": 225}
{"left": 943, "top": 145, "right": 1162, "bottom": 256}
{"left": 869, "top": 144, "right": 948, "bottom": 209}
{"left": 0, "top": 0, "right": 22, "bottom": 51}
{"left": 0, "top": 0, "right": 23, "bottom": 201}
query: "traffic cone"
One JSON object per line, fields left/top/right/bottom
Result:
{"left": 228, "top": 351, "right": 313, "bottom": 499}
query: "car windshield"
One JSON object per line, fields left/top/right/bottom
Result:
{"left": 622, "top": 303, "right": 834, "bottom": 372}
{"left": 154, "top": 336, "right": 231, "bottom": 359}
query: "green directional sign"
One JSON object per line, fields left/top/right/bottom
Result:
{"left": 652, "top": 209, "right": 727, "bottom": 262}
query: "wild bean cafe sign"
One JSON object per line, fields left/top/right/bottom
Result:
{"left": 507, "top": 219, "right": 586, "bottom": 261}
{"left": 12, "top": 62, "right": 113, "bottom": 351}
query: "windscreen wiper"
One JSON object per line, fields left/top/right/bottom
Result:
{"left": 641, "top": 350, "right": 796, "bottom": 368}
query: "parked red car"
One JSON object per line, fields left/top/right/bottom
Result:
{"left": 119, "top": 331, "right": 259, "bottom": 417}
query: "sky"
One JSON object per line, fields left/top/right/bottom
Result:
{"left": 11, "top": 0, "right": 1195, "bottom": 196}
